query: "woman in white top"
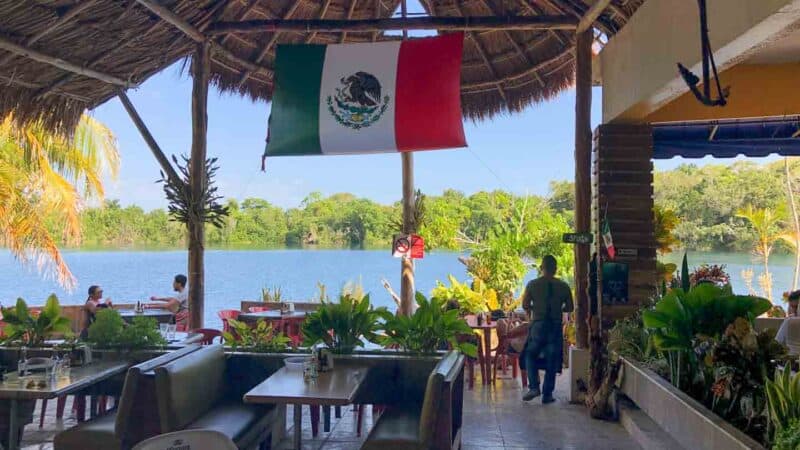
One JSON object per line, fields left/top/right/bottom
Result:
{"left": 149, "top": 274, "right": 189, "bottom": 330}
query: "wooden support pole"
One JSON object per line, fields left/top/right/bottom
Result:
{"left": 117, "top": 90, "right": 182, "bottom": 186}
{"left": 399, "top": 0, "right": 415, "bottom": 317}
{"left": 207, "top": 15, "right": 578, "bottom": 35}
{"left": 135, "top": 0, "right": 271, "bottom": 76}
{"left": 0, "top": 34, "right": 135, "bottom": 87}
{"left": 188, "top": 42, "right": 210, "bottom": 330}
{"left": 577, "top": 0, "right": 613, "bottom": 33}
{"left": 574, "top": 29, "right": 592, "bottom": 349}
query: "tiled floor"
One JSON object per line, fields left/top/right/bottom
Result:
{"left": 19, "top": 369, "right": 640, "bottom": 450}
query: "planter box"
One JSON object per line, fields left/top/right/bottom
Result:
{"left": 619, "top": 357, "right": 765, "bottom": 450}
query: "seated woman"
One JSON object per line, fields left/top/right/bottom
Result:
{"left": 82, "top": 285, "right": 112, "bottom": 338}
{"left": 496, "top": 318, "right": 528, "bottom": 354}
{"left": 149, "top": 274, "right": 189, "bottom": 330}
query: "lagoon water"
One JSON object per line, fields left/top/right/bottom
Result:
{"left": 0, "top": 249, "right": 795, "bottom": 328}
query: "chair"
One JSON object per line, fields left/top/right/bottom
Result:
{"left": 216, "top": 310, "right": 240, "bottom": 333}
{"left": 132, "top": 430, "right": 237, "bottom": 450}
{"left": 491, "top": 319, "right": 528, "bottom": 387}
{"left": 192, "top": 328, "right": 223, "bottom": 345}
{"left": 248, "top": 306, "right": 272, "bottom": 313}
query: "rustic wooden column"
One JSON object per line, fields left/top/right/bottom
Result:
{"left": 573, "top": 29, "right": 592, "bottom": 349}
{"left": 188, "top": 42, "right": 210, "bottom": 329}
{"left": 399, "top": 0, "right": 415, "bottom": 316}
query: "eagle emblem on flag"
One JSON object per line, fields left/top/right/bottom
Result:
{"left": 327, "top": 71, "right": 390, "bottom": 130}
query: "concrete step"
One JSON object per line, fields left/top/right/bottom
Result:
{"left": 619, "top": 399, "right": 686, "bottom": 450}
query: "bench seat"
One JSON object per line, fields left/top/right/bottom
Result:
{"left": 361, "top": 407, "right": 422, "bottom": 450}
{"left": 185, "top": 399, "right": 274, "bottom": 447}
{"left": 54, "top": 414, "right": 120, "bottom": 450}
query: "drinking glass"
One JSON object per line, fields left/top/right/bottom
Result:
{"left": 160, "top": 323, "right": 169, "bottom": 338}
{"left": 167, "top": 324, "right": 177, "bottom": 341}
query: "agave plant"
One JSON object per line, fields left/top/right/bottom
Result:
{"left": 301, "top": 293, "right": 386, "bottom": 353}
{"left": 2, "top": 295, "right": 72, "bottom": 346}
{"left": 380, "top": 292, "right": 478, "bottom": 357}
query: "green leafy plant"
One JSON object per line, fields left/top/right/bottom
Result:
{"left": 642, "top": 284, "right": 771, "bottom": 389}
{"left": 380, "top": 292, "right": 477, "bottom": 357}
{"left": 767, "top": 367, "right": 800, "bottom": 436}
{"left": 430, "top": 275, "right": 487, "bottom": 314}
{"left": 85, "top": 309, "right": 166, "bottom": 349}
{"left": 223, "top": 319, "right": 291, "bottom": 353}
{"left": 261, "top": 286, "right": 283, "bottom": 303}
{"left": 774, "top": 418, "right": 800, "bottom": 450}
{"left": 681, "top": 253, "right": 691, "bottom": 293}
{"left": 1, "top": 296, "right": 72, "bottom": 346}
{"left": 301, "top": 294, "right": 386, "bottom": 353}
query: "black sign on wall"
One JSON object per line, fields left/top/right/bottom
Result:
{"left": 602, "top": 262, "right": 629, "bottom": 305}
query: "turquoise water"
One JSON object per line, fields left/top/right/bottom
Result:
{"left": 0, "top": 249, "right": 793, "bottom": 328}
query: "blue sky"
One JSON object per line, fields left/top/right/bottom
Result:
{"left": 89, "top": 61, "right": 742, "bottom": 211}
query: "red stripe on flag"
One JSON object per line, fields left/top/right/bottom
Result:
{"left": 395, "top": 33, "right": 466, "bottom": 152}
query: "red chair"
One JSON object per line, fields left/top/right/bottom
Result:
{"left": 217, "top": 310, "right": 240, "bottom": 333}
{"left": 192, "top": 328, "right": 222, "bottom": 345}
{"left": 248, "top": 306, "right": 272, "bottom": 313}
{"left": 492, "top": 319, "right": 528, "bottom": 387}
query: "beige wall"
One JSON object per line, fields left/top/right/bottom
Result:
{"left": 600, "top": 0, "right": 800, "bottom": 123}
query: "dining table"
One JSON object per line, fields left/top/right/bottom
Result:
{"left": 244, "top": 362, "right": 369, "bottom": 450}
{"left": 466, "top": 316, "right": 497, "bottom": 385}
{"left": 0, "top": 359, "right": 129, "bottom": 450}
{"left": 117, "top": 309, "right": 174, "bottom": 324}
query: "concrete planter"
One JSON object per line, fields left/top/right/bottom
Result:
{"left": 619, "top": 356, "right": 765, "bottom": 450}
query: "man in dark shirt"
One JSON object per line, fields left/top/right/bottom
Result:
{"left": 521, "top": 255, "right": 574, "bottom": 403}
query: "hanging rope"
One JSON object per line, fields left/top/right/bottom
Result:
{"left": 677, "top": 0, "right": 729, "bottom": 107}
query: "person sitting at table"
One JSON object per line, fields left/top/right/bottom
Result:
{"left": 150, "top": 274, "right": 189, "bottom": 330}
{"left": 82, "top": 285, "right": 112, "bottom": 338}
{"left": 785, "top": 290, "right": 800, "bottom": 317}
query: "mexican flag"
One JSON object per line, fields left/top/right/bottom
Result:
{"left": 265, "top": 33, "right": 466, "bottom": 157}
{"left": 602, "top": 220, "right": 616, "bottom": 260}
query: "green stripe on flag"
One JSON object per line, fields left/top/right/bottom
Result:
{"left": 266, "top": 45, "right": 326, "bottom": 156}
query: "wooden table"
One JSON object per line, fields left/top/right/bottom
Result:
{"left": 166, "top": 332, "right": 203, "bottom": 346}
{"left": 238, "top": 311, "right": 307, "bottom": 323}
{"left": 0, "top": 360, "right": 129, "bottom": 450}
{"left": 118, "top": 309, "right": 174, "bottom": 324}
{"left": 466, "top": 317, "right": 497, "bottom": 385}
{"left": 244, "top": 364, "right": 368, "bottom": 450}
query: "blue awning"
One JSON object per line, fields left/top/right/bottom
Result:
{"left": 652, "top": 117, "right": 800, "bottom": 159}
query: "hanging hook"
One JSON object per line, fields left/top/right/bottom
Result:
{"left": 677, "top": 0, "right": 729, "bottom": 107}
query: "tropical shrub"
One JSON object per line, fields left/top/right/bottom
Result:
{"left": 380, "top": 293, "right": 477, "bottom": 357}
{"left": 85, "top": 309, "right": 166, "bottom": 349}
{"left": 689, "top": 264, "right": 730, "bottom": 287}
{"left": 301, "top": 294, "right": 386, "bottom": 353}
{"left": 431, "top": 275, "right": 488, "bottom": 314}
{"left": 767, "top": 367, "right": 800, "bottom": 436}
{"left": 1, "top": 296, "right": 72, "bottom": 346}
{"left": 774, "top": 419, "right": 800, "bottom": 450}
{"left": 260, "top": 286, "right": 283, "bottom": 303}
{"left": 223, "top": 319, "right": 291, "bottom": 352}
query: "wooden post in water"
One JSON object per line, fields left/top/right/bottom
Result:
{"left": 188, "top": 42, "right": 210, "bottom": 329}
{"left": 399, "top": 0, "right": 415, "bottom": 316}
{"left": 573, "top": 29, "right": 592, "bottom": 349}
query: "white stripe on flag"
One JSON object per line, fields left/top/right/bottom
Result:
{"left": 318, "top": 41, "right": 401, "bottom": 155}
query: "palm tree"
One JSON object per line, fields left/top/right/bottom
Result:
{"left": 0, "top": 113, "right": 119, "bottom": 288}
{"left": 785, "top": 157, "right": 800, "bottom": 290}
{"left": 736, "top": 205, "right": 784, "bottom": 301}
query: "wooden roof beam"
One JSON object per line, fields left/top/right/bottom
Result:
{"left": 577, "top": 0, "right": 613, "bottom": 33}
{"left": 207, "top": 15, "right": 579, "bottom": 35}
{"left": 0, "top": 74, "right": 91, "bottom": 102}
{"left": 0, "top": 0, "right": 99, "bottom": 67}
{"left": 0, "top": 34, "right": 134, "bottom": 87}
{"left": 135, "top": 0, "right": 271, "bottom": 76}
{"left": 339, "top": 0, "right": 360, "bottom": 43}
{"left": 304, "top": 0, "right": 334, "bottom": 44}
{"left": 237, "top": 0, "right": 303, "bottom": 87}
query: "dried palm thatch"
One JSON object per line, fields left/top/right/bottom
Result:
{"left": 0, "top": 0, "right": 644, "bottom": 134}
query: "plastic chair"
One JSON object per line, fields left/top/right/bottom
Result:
{"left": 191, "top": 328, "right": 222, "bottom": 345}
{"left": 216, "top": 310, "right": 240, "bottom": 333}
{"left": 248, "top": 306, "right": 272, "bottom": 313}
{"left": 132, "top": 430, "right": 237, "bottom": 450}
{"left": 491, "top": 319, "right": 529, "bottom": 387}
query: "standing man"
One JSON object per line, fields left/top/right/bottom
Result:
{"left": 521, "top": 255, "right": 574, "bottom": 404}
{"left": 150, "top": 274, "right": 189, "bottom": 330}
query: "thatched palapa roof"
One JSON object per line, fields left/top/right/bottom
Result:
{"left": 0, "top": 0, "right": 644, "bottom": 133}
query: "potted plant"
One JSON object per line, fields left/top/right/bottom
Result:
{"left": 380, "top": 293, "right": 477, "bottom": 357}
{"left": 223, "top": 319, "right": 292, "bottom": 353}
{"left": 301, "top": 293, "right": 386, "bottom": 354}
{"left": 84, "top": 309, "right": 166, "bottom": 350}
{"left": 1, "top": 295, "right": 72, "bottom": 347}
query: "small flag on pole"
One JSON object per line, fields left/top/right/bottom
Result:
{"left": 602, "top": 220, "right": 616, "bottom": 260}
{"left": 265, "top": 33, "right": 466, "bottom": 157}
